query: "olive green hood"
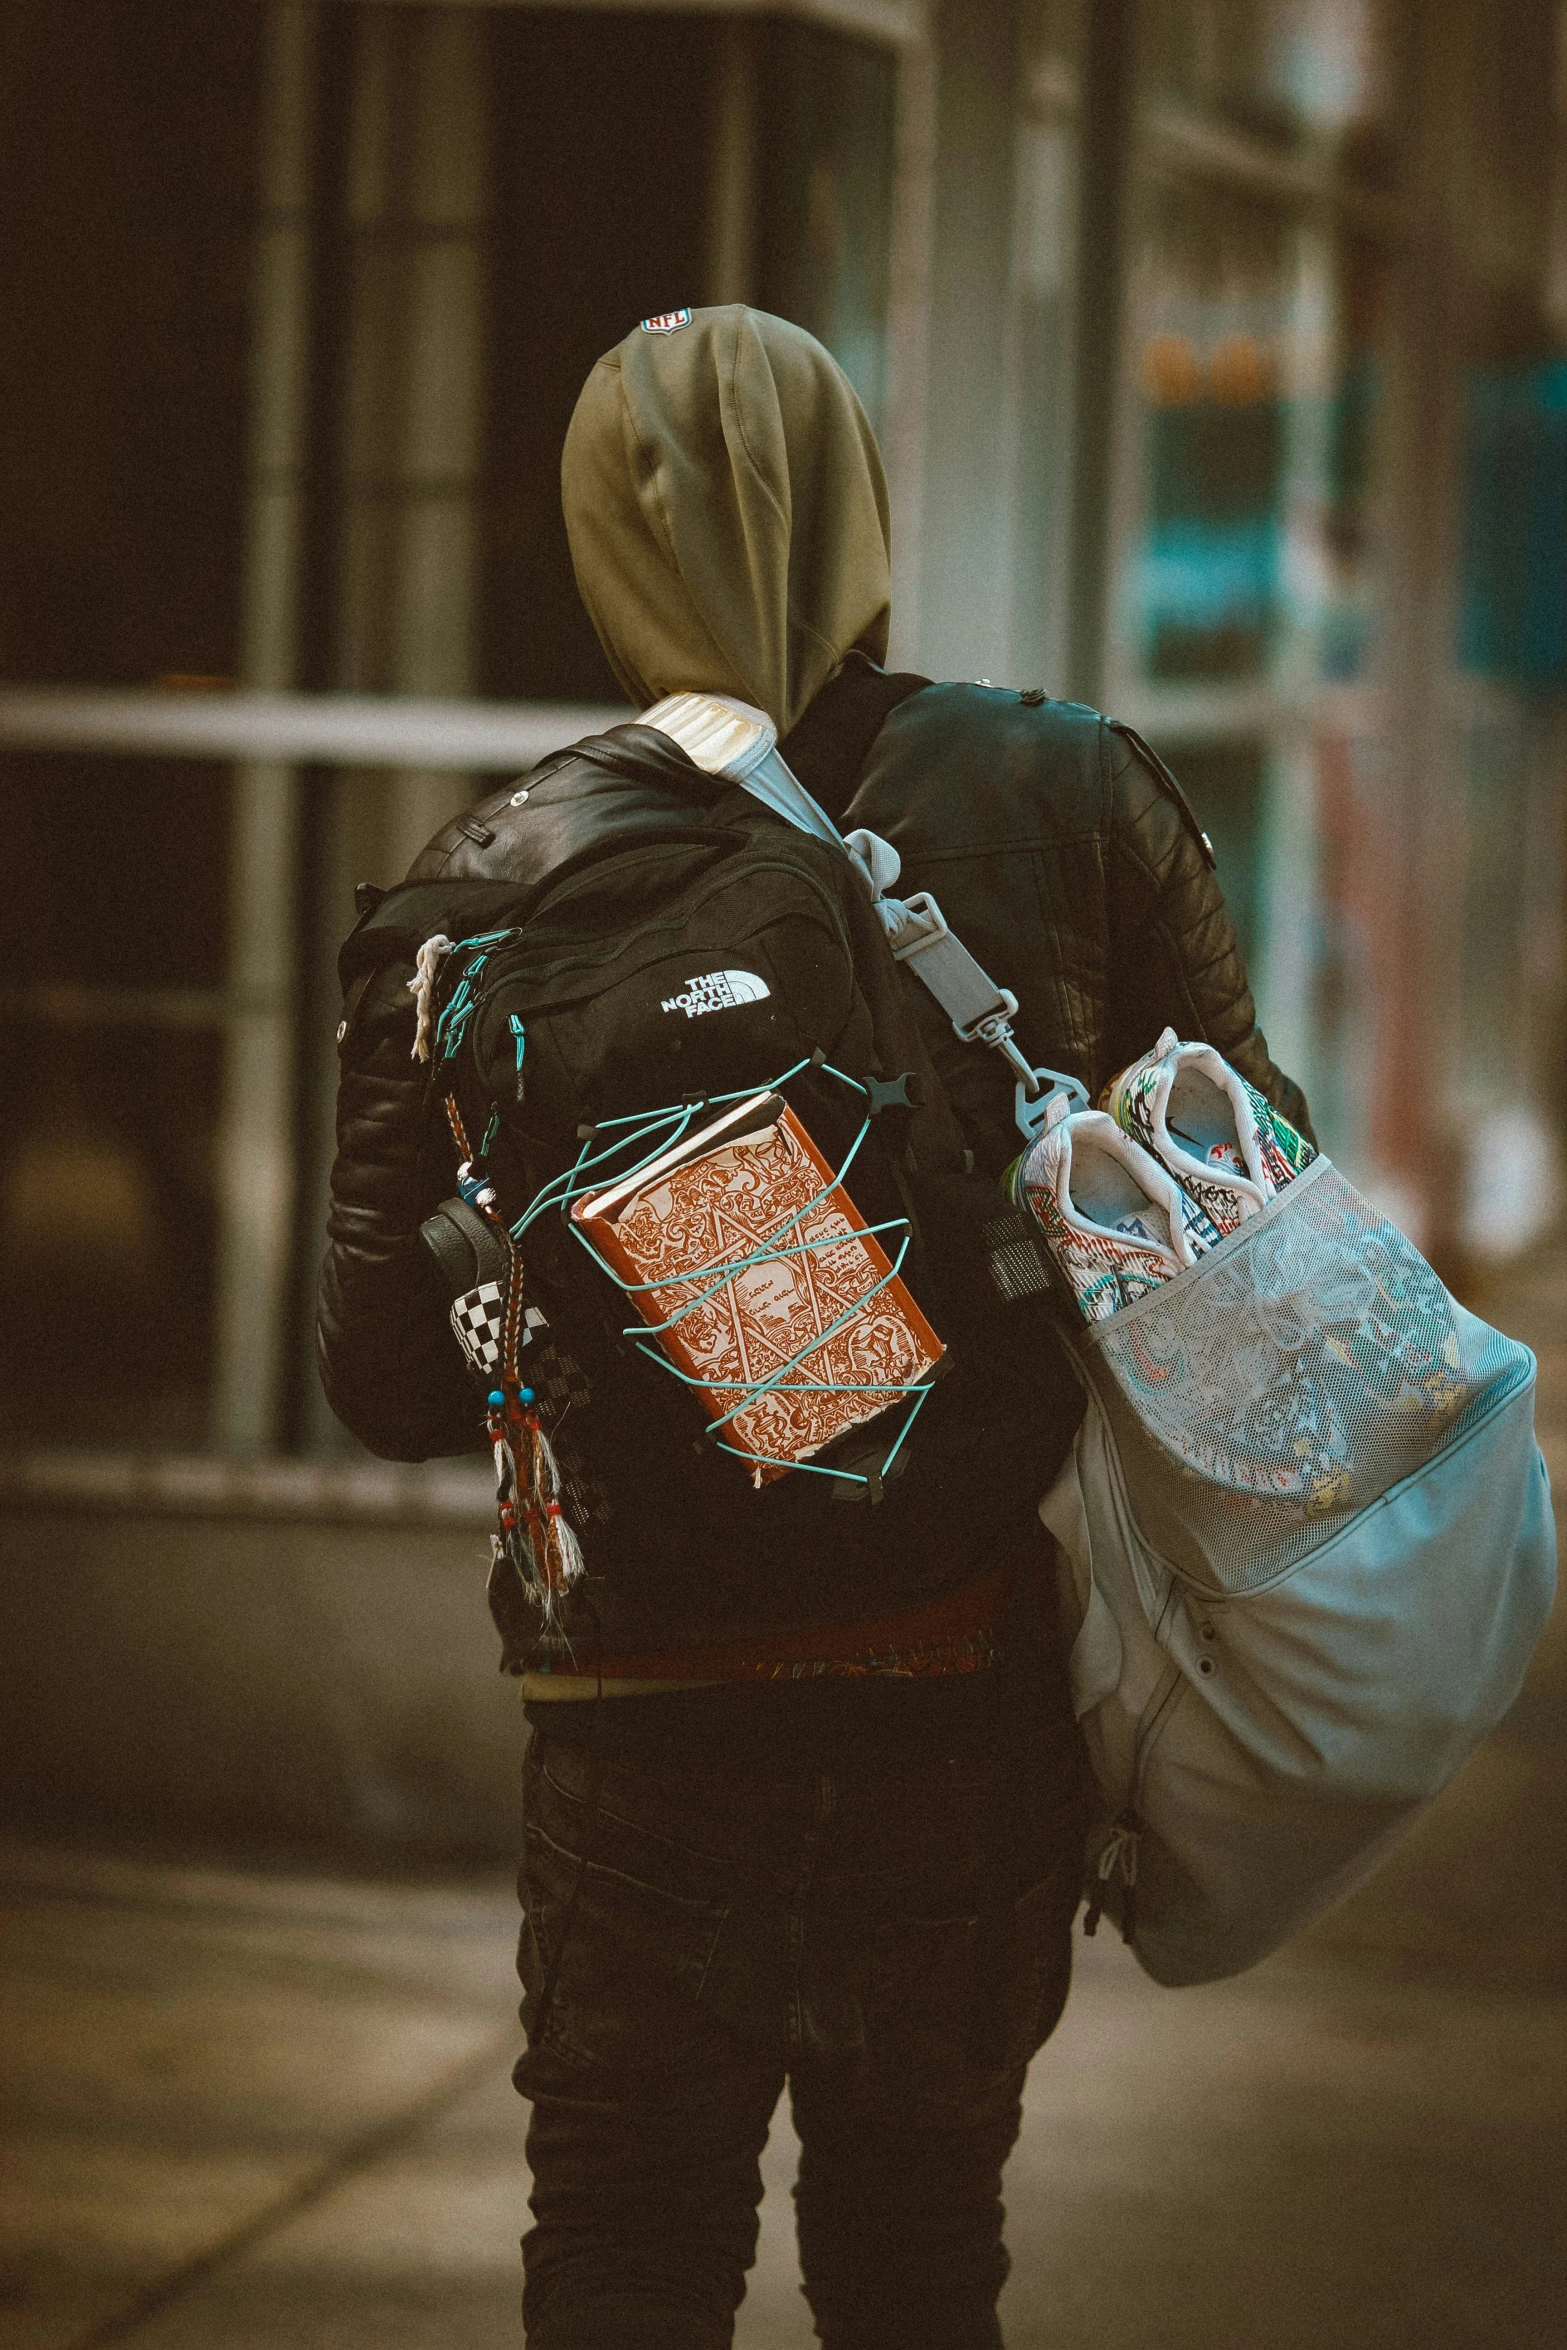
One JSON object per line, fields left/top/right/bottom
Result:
{"left": 561, "top": 306, "right": 891, "bottom": 735}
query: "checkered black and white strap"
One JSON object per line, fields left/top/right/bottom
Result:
{"left": 451, "top": 1282, "right": 547, "bottom": 1380}
{"left": 450, "top": 1281, "right": 506, "bottom": 1378}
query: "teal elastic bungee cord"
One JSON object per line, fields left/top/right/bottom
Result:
{"left": 421, "top": 912, "right": 930, "bottom": 1495}
{"left": 596, "top": 1215, "right": 910, "bottom": 1309}
{"left": 627, "top": 1229, "right": 919, "bottom": 1434}
{"left": 433, "top": 929, "right": 521, "bottom": 1064}
{"left": 508, "top": 1055, "right": 818, "bottom": 1240}
{"left": 716, "top": 1380, "right": 934, "bottom": 1486}
{"left": 524, "top": 1057, "right": 934, "bottom": 1491}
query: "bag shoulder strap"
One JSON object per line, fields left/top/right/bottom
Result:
{"left": 881, "top": 892, "right": 1085, "bottom": 1139}
{"left": 640, "top": 692, "right": 1088, "bottom": 1144}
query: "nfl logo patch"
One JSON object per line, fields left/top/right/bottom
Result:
{"left": 640, "top": 308, "right": 692, "bottom": 335}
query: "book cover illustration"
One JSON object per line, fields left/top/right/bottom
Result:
{"left": 570, "top": 1092, "right": 944, "bottom": 1483}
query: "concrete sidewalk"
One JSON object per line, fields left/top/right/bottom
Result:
{"left": 3, "top": 1247, "right": 1563, "bottom": 2350}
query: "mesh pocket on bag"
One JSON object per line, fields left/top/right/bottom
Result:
{"left": 1084, "top": 1162, "right": 1533, "bottom": 1595}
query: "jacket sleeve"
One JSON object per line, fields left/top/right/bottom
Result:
{"left": 315, "top": 964, "right": 488, "bottom": 1461}
{"left": 1102, "top": 730, "right": 1317, "bottom": 1146}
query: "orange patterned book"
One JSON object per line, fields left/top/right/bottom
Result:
{"left": 570, "top": 1091, "right": 944, "bottom": 1485}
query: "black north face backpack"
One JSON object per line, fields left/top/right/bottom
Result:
{"left": 340, "top": 729, "right": 1082, "bottom": 1670}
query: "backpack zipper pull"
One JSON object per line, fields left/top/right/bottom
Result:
{"left": 1083, "top": 1807, "right": 1143, "bottom": 1940}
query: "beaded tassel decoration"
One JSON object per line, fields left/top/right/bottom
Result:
{"left": 446, "top": 1090, "right": 586, "bottom": 1628}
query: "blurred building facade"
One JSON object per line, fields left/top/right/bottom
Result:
{"left": 2, "top": 0, "right": 1566, "bottom": 1841}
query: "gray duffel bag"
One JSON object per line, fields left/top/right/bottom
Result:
{"left": 1040, "top": 1154, "right": 1556, "bottom": 1987}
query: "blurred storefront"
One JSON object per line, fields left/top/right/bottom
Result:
{"left": 3, "top": 0, "right": 1565, "bottom": 1844}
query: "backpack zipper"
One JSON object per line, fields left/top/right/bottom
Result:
{"left": 1082, "top": 1659, "right": 1187, "bottom": 1942}
{"left": 473, "top": 852, "right": 851, "bottom": 1020}
{"left": 1081, "top": 1563, "right": 1191, "bottom": 1944}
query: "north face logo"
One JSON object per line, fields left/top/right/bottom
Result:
{"left": 661, "top": 970, "right": 771, "bottom": 1018}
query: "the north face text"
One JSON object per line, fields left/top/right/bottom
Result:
{"left": 660, "top": 970, "right": 771, "bottom": 1018}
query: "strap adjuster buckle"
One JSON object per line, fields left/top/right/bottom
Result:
{"left": 888, "top": 889, "right": 1088, "bottom": 1138}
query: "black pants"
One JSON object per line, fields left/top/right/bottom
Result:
{"left": 514, "top": 1669, "right": 1089, "bottom": 2350}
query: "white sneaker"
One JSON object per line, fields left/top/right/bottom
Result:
{"left": 1102, "top": 1028, "right": 1314, "bottom": 1242}
{"left": 1010, "top": 1109, "right": 1200, "bottom": 1324}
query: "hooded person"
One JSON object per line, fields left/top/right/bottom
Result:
{"left": 317, "top": 305, "right": 1313, "bottom": 2350}
{"left": 560, "top": 304, "right": 893, "bottom": 734}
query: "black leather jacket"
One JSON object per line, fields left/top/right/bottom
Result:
{"left": 317, "top": 658, "right": 1311, "bottom": 1466}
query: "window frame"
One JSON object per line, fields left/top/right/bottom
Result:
{"left": 0, "top": 0, "right": 934, "bottom": 1470}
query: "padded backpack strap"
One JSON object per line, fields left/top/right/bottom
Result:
{"left": 639, "top": 692, "right": 1088, "bottom": 1144}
